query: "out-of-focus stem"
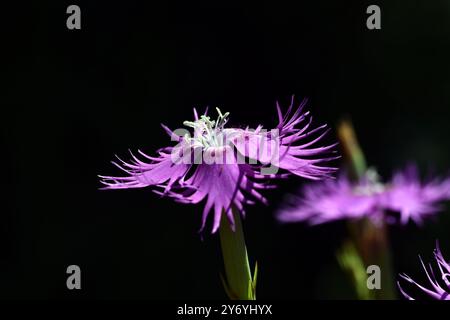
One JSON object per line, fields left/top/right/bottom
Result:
{"left": 356, "top": 218, "right": 396, "bottom": 299}
{"left": 337, "top": 119, "right": 367, "bottom": 181}
{"left": 337, "top": 119, "right": 396, "bottom": 300}
{"left": 336, "top": 240, "right": 372, "bottom": 300}
{"left": 219, "top": 209, "right": 257, "bottom": 300}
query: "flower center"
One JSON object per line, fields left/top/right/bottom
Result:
{"left": 353, "top": 168, "right": 385, "bottom": 196}
{"left": 183, "top": 108, "right": 230, "bottom": 148}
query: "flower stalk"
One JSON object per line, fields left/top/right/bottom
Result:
{"left": 219, "top": 209, "right": 257, "bottom": 300}
{"left": 337, "top": 119, "right": 396, "bottom": 300}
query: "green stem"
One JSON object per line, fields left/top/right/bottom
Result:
{"left": 354, "top": 218, "right": 396, "bottom": 299}
{"left": 219, "top": 209, "right": 257, "bottom": 300}
{"left": 337, "top": 118, "right": 367, "bottom": 181}
{"left": 337, "top": 119, "right": 397, "bottom": 300}
{"left": 337, "top": 240, "right": 372, "bottom": 300}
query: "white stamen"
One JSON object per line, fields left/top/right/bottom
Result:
{"left": 183, "top": 108, "right": 230, "bottom": 148}
{"left": 353, "top": 168, "right": 385, "bottom": 196}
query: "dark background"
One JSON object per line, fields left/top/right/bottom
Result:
{"left": 2, "top": 0, "right": 450, "bottom": 299}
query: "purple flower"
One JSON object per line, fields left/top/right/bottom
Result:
{"left": 277, "top": 166, "right": 450, "bottom": 225}
{"left": 398, "top": 242, "right": 450, "bottom": 300}
{"left": 99, "top": 97, "right": 337, "bottom": 233}
{"left": 381, "top": 166, "right": 450, "bottom": 224}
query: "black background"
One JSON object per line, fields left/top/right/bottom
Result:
{"left": 2, "top": 1, "right": 450, "bottom": 299}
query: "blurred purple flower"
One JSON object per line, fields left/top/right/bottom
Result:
{"left": 277, "top": 166, "right": 450, "bottom": 225}
{"left": 398, "top": 242, "right": 450, "bottom": 300}
{"left": 99, "top": 97, "right": 337, "bottom": 233}
{"left": 381, "top": 166, "right": 450, "bottom": 224}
